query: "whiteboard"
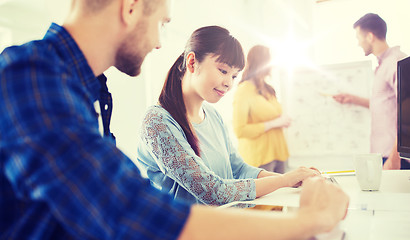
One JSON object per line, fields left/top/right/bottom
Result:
{"left": 282, "top": 61, "right": 373, "bottom": 156}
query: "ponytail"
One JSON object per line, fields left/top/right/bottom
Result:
{"left": 159, "top": 54, "right": 201, "bottom": 156}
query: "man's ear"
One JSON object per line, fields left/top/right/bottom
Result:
{"left": 186, "top": 52, "right": 196, "bottom": 73}
{"left": 367, "top": 31, "right": 375, "bottom": 42}
{"left": 121, "top": 0, "right": 142, "bottom": 26}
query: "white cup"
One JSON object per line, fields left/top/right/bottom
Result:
{"left": 354, "top": 153, "right": 382, "bottom": 191}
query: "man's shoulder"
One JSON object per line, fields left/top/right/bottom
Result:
{"left": 1, "top": 39, "right": 64, "bottom": 73}
{"left": 0, "top": 39, "right": 85, "bottom": 106}
{"left": 387, "top": 46, "right": 408, "bottom": 62}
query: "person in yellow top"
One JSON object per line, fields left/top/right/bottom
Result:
{"left": 233, "top": 45, "right": 291, "bottom": 173}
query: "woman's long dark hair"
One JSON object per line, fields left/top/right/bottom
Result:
{"left": 240, "top": 45, "right": 276, "bottom": 99}
{"left": 159, "top": 26, "right": 245, "bottom": 156}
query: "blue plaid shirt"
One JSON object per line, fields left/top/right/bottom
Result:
{"left": 0, "top": 23, "right": 190, "bottom": 239}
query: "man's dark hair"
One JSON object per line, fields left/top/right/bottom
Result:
{"left": 353, "top": 13, "right": 387, "bottom": 40}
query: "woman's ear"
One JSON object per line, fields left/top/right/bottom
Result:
{"left": 186, "top": 52, "right": 196, "bottom": 73}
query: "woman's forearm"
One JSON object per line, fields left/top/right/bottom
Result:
{"left": 257, "top": 170, "right": 281, "bottom": 178}
{"left": 254, "top": 167, "right": 321, "bottom": 197}
{"left": 254, "top": 175, "right": 289, "bottom": 197}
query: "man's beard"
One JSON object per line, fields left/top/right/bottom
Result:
{"left": 364, "top": 45, "right": 373, "bottom": 57}
{"left": 115, "top": 21, "right": 147, "bottom": 77}
{"left": 115, "top": 46, "right": 144, "bottom": 76}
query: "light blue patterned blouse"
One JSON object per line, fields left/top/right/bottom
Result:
{"left": 137, "top": 103, "right": 262, "bottom": 205}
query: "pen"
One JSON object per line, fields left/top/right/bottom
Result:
{"left": 321, "top": 170, "right": 355, "bottom": 174}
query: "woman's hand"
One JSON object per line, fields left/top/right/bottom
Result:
{"left": 282, "top": 166, "right": 321, "bottom": 187}
{"left": 264, "top": 114, "right": 292, "bottom": 131}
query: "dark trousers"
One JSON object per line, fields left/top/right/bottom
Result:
{"left": 401, "top": 158, "right": 410, "bottom": 169}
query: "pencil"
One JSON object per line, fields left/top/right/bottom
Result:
{"left": 321, "top": 170, "right": 355, "bottom": 174}
{"left": 318, "top": 91, "right": 334, "bottom": 97}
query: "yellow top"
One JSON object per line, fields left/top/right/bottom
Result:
{"left": 232, "top": 81, "right": 289, "bottom": 167}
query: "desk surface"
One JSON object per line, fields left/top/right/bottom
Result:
{"left": 335, "top": 170, "right": 410, "bottom": 212}
{"left": 221, "top": 170, "right": 410, "bottom": 240}
{"left": 336, "top": 170, "right": 410, "bottom": 240}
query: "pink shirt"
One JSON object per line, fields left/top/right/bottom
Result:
{"left": 370, "top": 46, "right": 407, "bottom": 157}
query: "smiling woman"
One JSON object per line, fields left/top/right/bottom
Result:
{"left": 136, "top": 25, "right": 320, "bottom": 206}
{"left": 159, "top": 26, "right": 245, "bottom": 156}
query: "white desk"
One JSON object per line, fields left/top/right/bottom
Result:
{"left": 221, "top": 170, "right": 410, "bottom": 240}
{"left": 335, "top": 170, "right": 410, "bottom": 240}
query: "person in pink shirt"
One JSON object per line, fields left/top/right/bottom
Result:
{"left": 333, "top": 13, "right": 408, "bottom": 169}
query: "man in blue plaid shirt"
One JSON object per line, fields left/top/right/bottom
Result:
{"left": 0, "top": 0, "right": 349, "bottom": 239}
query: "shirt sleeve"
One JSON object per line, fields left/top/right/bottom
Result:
{"left": 1, "top": 53, "right": 189, "bottom": 240}
{"left": 232, "top": 83, "right": 266, "bottom": 139}
{"left": 390, "top": 53, "right": 407, "bottom": 97}
{"left": 140, "top": 107, "right": 257, "bottom": 206}
{"left": 228, "top": 137, "right": 263, "bottom": 180}
{"left": 389, "top": 61, "right": 399, "bottom": 97}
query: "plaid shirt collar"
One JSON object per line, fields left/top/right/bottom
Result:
{"left": 46, "top": 23, "right": 100, "bottom": 101}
